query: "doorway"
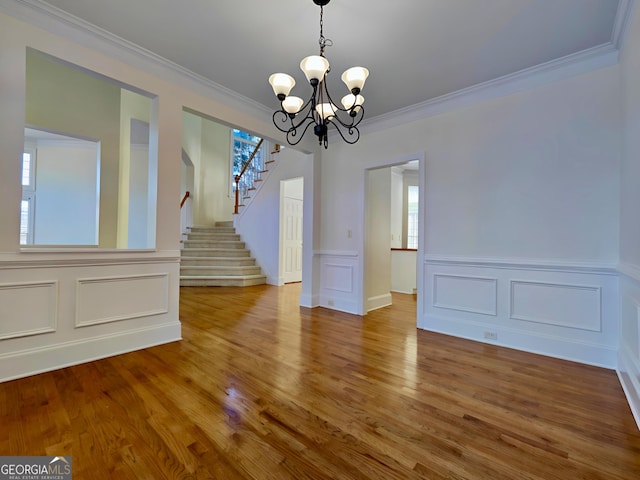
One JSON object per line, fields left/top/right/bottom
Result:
{"left": 362, "top": 153, "right": 425, "bottom": 320}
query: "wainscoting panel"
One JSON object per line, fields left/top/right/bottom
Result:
{"left": 422, "top": 256, "right": 619, "bottom": 368}
{"left": 510, "top": 281, "right": 601, "bottom": 331}
{"left": 322, "top": 264, "right": 354, "bottom": 293}
{"left": 76, "top": 273, "right": 169, "bottom": 327}
{"left": 0, "top": 281, "right": 57, "bottom": 340}
{"left": 316, "top": 251, "right": 362, "bottom": 314}
{"left": 0, "top": 252, "right": 181, "bottom": 382}
{"left": 433, "top": 274, "right": 497, "bottom": 316}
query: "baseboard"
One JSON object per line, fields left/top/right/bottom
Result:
{"left": 367, "top": 293, "right": 392, "bottom": 312}
{"left": 299, "top": 293, "right": 320, "bottom": 309}
{"left": 420, "top": 313, "right": 617, "bottom": 369}
{"left": 618, "top": 344, "right": 640, "bottom": 430}
{"left": 0, "top": 322, "right": 181, "bottom": 383}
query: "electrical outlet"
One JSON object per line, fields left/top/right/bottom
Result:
{"left": 328, "top": 300, "right": 334, "bottom": 306}
{"left": 483, "top": 331, "right": 498, "bottom": 340}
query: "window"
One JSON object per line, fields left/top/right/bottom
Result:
{"left": 407, "top": 185, "right": 419, "bottom": 249}
{"left": 231, "top": 129, "right": 264, "bottom": 195}
{"left": 20, "top": 148, "right": 36, "bottom": 245}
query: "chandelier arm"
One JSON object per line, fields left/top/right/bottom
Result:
{"left": 331, "top": 105, "right": 365, "bottom": 130}
{"left": 318, "top": 79, "right": 364, "bottom": 128}
{"left": 328, "top": 120, "right": 361, "bottom": 145}
{"left": 286, "top": 117, "right": 317, "bottom": 146}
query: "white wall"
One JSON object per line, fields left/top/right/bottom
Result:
{"left": 391, "top": 250, "right": 417, "bottom": 294}
{"left": 365, "top": 168, "right": 392, "bottom": 311}
{"left": 320, "top": 62, "right": 621, "bottom": 367}
{"left": 390, "top": 168, "right": 403, "bottom": 248}
{"left": 33, "top": 143, "right": 99, "bottom": 245}
{"left": 181, "top": 111, "right": 234, "bottom": 225}
{"left": 618, "top": 1, "right": 640, "bottom": 428}
{"left": 234, "top": 147, "right": 312, "bottom": 286}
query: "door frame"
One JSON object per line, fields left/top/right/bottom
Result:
{"left": 360, "top": 151, "right": 425, "bottom": 320}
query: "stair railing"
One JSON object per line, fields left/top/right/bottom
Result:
{"left": 180, "top": 191, "right": 190, "bottom": 209}
{"left": 234, "top": 138, "right": 263, "bottom": 214}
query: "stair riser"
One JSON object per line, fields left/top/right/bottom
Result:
{"left": 180, "top": 277, "right": 266, "bottom": 287}
{"left": 180, "top": 258, "right": 256, "bottom": 266}
{"left": 181, "top": 250, "right": 250, "bottom": 257}
{"left": 180, "top": 268, "right": 262, "bottom": 276}
{"left": 183, "top": 242, "right": 246, "bottom": 249}
{"left": 186, "top": 234, "right": 240, "bottom": 241}
{"left": 188, "top": 228, "right": 236, "bottom": 234}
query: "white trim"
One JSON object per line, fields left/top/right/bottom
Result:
{"left": 433, "top": 274, "right": 498, "bottom": 316}
{"left": 617, "top": 343, "right": 640, "bottom": 429}
{"left": 421, "top": 313, "right": 617, "bottom": 369}
{"left": 75, "top": 273, "right": 170, "bottom": 327}
{"left": 424, "top": 254, "right": 618, "bottom": 275}
{"left": 0, "top": 322, "right": 181, "bottom": 383}
{"left": 362, "top": 44, "right": 619, "bottom": 134}
{"left": 314, "top": 250, "right": 359, "bottom": 257}
{"left": 509, "top": 280, "right": 602, "bottom": 332}
{"left": 612, "top": 0, "right": 636, "bottom": 51}
{"left": 0, "top": 280, "right": 58, "bottom": 340}
{"left": 0, "top": 250, "right": 180, "bottom": 269}
{"left": 618, "top": 261, "right": 640, "bottom": 283}
{"left": 0, "top": 0, "right": 271, "bottom": 118}
{"left": 367, "top": 293, "right": 392, "bottom": 312}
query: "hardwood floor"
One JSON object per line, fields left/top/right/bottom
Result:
{"left": 1, "top": 284, "right": 639, "bottom": 479}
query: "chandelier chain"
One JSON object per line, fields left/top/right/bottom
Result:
{"left": 318, "top": 5, "right": 333, "bottom": 56}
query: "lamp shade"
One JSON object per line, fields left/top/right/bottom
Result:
{"left": 282, "top": 96, "right": 304, "bottom": 114}
{"left": 315, "top": 102, "right": 337, "bottom": 121}
{"left": 269, "top": 73, "right": 296, "bottom": 99}
{"left": 341, "top": 93, "right": 365, "bottom": 111}
{"left": 300, "top": 55, "right": 330, "bottom": 84}
{"left": 341, "top": 66, "right": 369, "bottom": 93}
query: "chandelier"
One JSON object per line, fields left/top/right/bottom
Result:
{"left": 268, "top": 0, "right": 369, "bottom": 149}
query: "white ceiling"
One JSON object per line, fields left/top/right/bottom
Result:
{"left": 39, "top": 0, "right": 622, "bottom": 120}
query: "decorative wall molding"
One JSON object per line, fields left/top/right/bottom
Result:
{"left": 4, "top": 0, "right": 631, "bottom": 142}
{"left": 0, "top": 280, "right": 57, "bottom": 340}
{"left": 0, "top": 250, "right": 180, "bottom": 269}
{"left": 0, "top": 322, "right": 181, "bottom": 383}
{"left": 316, "top": 251, "right": 361, "bottom": 315}
{"left": 612, "top": 0, "right": 635, "bottom": 51}
{"left": 510, "top": 280, "right": 602, "bottom": 332}
{"left": 76, "top": 273, "right": 169, "bottom": 327}
{"left": 425, "top": 254, "right": 618, "bottom": 275}
{"left": 0, "top": 0, "right": 271, "bottom": 119}
{"left": 618, "top": 261, "right": 640, "bottom": 283}
{"left": 321, "top": 264, "right": 354, "bottom": 293}
{"left": 433, "top": 274, "right": 498, "bottom": 316}
{"left": 422, "top": 257, "right": 619, "bottom": 368}
{"left": 362, "top": 44, "right": 620, "bottom": 135}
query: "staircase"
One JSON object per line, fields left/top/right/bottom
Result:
{"left": 180, "top": 221, "right": 267, "bottom": 287}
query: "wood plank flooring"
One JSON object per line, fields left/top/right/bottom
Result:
{"left": 1, "top": 284, "right": 639, "bottom": 479}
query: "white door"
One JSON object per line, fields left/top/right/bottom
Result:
{"left": 283, "top": 196, "right": 303, "bottom": 283}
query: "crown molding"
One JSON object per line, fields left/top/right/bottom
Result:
{"left": 1, "top": 0, "right": 633, "bottom": 136}
{"left": 0, "top": 0, "right": 272, "bottom": 120}
{"left": 612, "top": 0, "right": 635, "bottom": 51}
{"left": 361, "top": 0, "right": 635, "bottom": 133}
{"left": 361, "top": 42, "right": 620, "bottom": 135}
